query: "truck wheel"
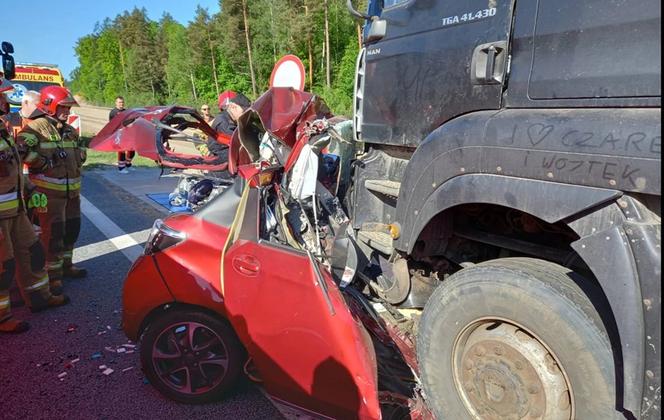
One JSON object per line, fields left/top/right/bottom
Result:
{"left": 417, "top": 258, "right": 616, "bottom": 419}
{"left": 140, "top": 309, "right": 245, "bottom": 404}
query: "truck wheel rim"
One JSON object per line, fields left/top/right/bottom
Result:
{"left": 152, "top": 322, "right": 230, "bottom": 395}
{"left": 452, "top": 319, "right": 573, "bottom": 420}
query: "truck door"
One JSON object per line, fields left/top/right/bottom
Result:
{"left": 357, "top": 0, "right": 515, "bottom": 147}
{"left": 221, "top": 186, "right": 381, "bottom": 419}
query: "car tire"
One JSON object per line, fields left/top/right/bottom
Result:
{"left": 140, "top": 309, "right": 245, "bottom": 404}
{"left": 417, "top": 258, "right": 617, "bottom": 419}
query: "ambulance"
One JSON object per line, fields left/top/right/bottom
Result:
{"left": 6, "top": 63, "right": 81, "bottom": 133}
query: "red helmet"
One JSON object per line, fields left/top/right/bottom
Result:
{"left": 218, "top": 90, "right": 237, "bottom": 111}
{"left": 39, "top": 85, "right": 78, "bottom": 116}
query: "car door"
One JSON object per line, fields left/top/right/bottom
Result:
{"left": 358, "top": 0, "right": 515, "bottom": 147}
{"left": 221, "top": 186, "right": 381, "bottom": 419}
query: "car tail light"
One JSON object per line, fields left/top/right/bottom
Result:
{"left": 145, "top": 219, "right": 186, "bottom": 255}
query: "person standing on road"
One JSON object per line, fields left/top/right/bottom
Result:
{"left": 17, "top": 86, "right": 88, "bottom": 296}
{"left": 109, "top": 96, "right": 134, "bottom": 174}
{"left": 0, "top": 78, "right": 70, "bottom": 333}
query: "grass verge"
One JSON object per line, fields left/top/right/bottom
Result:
{"left": 82, "top": 136, "right": 157, "bottom": 169}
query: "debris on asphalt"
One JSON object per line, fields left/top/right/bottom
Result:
{"left": 70, "top": 358, "right": 80, "bottom": 364}
{"left": 57, "top": 372, "right": 67, "bottom": 380}
{"left": 116, "top": 348, "right": 127, "bottom": 354}
{"left": 102, "top": 368, "right": 114, "bottom": 376}
{"left": 122, "top": 367, "right": 134, "bottom": 373}
{"left": 104, "top": 346, "right": 116, "bottom": 353}
{"left": 99, "top": 365, "right": 108, "bottom": 370}
{"left": 123, "top": 344, "right": 136, "bottom": 349}
{"left": 66, "top": 324, "right": 78, "bottom": 333}
{"left": 91, "top": 352, "right": 103, "bottom": 360}
{"left": 97, "top": 330, "right": 108, "bottom": 336}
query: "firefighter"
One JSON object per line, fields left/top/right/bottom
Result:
{"left": 1, "top": 79, "right": 70, "bottom": 333}
{"left": 4, "top": 90, "right": 40, "bottom": 138}
{"left": 211, "top": 91, "right": 251, "bottom": 136}
{"left": 17, "top": 86, "right": 87, "bottom": 296}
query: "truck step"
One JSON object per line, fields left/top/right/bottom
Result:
{"left": 364, "top": 180, "right": 401, "bottom": 198}
{"left": 357, "top": 231, "right": 394, "bottom": 256}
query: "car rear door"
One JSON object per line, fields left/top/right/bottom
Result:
{"left": 221, "top": 186, "right": 381, "bottom": 419}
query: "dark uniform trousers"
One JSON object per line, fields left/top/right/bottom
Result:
{"left": 0, "top": 133, "right": 53, "bottom": 321}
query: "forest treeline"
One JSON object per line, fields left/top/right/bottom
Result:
{"left": 70, "top": 0, "right": 367, "bottom": 115}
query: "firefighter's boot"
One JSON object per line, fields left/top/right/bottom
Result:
{"left": 49, "top": 279, "right": 64, "bottom": 296}
{"left": 30, "top": 293, "right": 70, "bottom": 313}
{"left": 0, "top": 317, "right": 30, "bottom": 334}
{"left": 63, "top": 265, "right": 87, "bottom": 279}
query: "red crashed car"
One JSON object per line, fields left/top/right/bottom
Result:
{"left": 121, "top": 89, "right": 430, "bottom": 419}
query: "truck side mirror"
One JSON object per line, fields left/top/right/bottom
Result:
{"left": 346, "top": 0, "right": 371, "bottom": 20}
{"left": 1, "top": 42, "right": 14, "bottom": 54}
{"left": 1, "top": 41, "right": 15, "bottom": 80}
{"left": 2, "top": 54, "right": 15, "bottom": 80}
{"left": 366, "top": 19, "right": 387, "bottom": 43}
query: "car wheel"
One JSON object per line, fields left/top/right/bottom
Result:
{"left": 140, "top": 309, "right": 245, "bottom": 404}
{"left": 417, "top": 258, "right": 617, "bottom": 419}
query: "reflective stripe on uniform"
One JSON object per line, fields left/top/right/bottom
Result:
{"left": 39, "top": 141, "right": 78, "bottom": 150}
{"left": 0, "top": 297, "right": 9, "bottom": 310}
{"left": 0, "top": 200, "right": 19, "bottom": 211}
{"left": 47, "top": 261, "right": 64, "bottom": 270}
{"left": 0, "top": 192, "right": 19, "bottom": 211}
{"left": 24, "top": 276, "right": 50, "bottom": 292}
{"left": 0, "top": 192, "right": 18, "bottom": 202}
{"left": 30, "top": 175, "right": 82, "bottom": 192}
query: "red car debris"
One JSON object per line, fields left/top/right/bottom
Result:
{"left": 91, "top": 106, "right": 231, "bottom": 172}
{"left": 107, "top": 88, "right": 432, "bottom": 419}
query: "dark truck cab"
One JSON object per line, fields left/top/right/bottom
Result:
{"left": 349, "top": 0, "right": 660, "bottom": 418}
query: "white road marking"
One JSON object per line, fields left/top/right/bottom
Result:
{"left": 73, "top": 229, "right": 152, "bottom": 264}
{"left": 78, "top": 195, "right": 149, "bottom": 262}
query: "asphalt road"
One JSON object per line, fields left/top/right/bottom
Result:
{"left": 75, "top": 103, "right": 112, "bottom": 135}
{"left": 1, "top": 170, "right": 282, "bottom": 420}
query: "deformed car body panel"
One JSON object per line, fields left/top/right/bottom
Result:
{"left": 91, "top": 106, "right": 231, "bottom": 171}
{"left": 229, "top": 87, "right": 333, "bottom": 174}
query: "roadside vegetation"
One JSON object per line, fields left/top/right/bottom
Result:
{"left": 70, "top": 1, "right": 366, "bottom": 116}
{"left": 81, "top": 136, "right": 157, "bottom": 169}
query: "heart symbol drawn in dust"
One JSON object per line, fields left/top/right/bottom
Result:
{"left": 527, "top": 124, "right": 554, "bottom": 146}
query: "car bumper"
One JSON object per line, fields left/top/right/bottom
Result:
{"left": 122, "top": 255, "right": 175, "bottom": 341}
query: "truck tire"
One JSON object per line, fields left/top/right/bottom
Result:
{"left": 417, "top": 258, "right": 617, "bottom": 419}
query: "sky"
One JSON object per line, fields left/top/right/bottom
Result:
{"left": 2, "top": 0, "right": 220, "bottom": 79}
